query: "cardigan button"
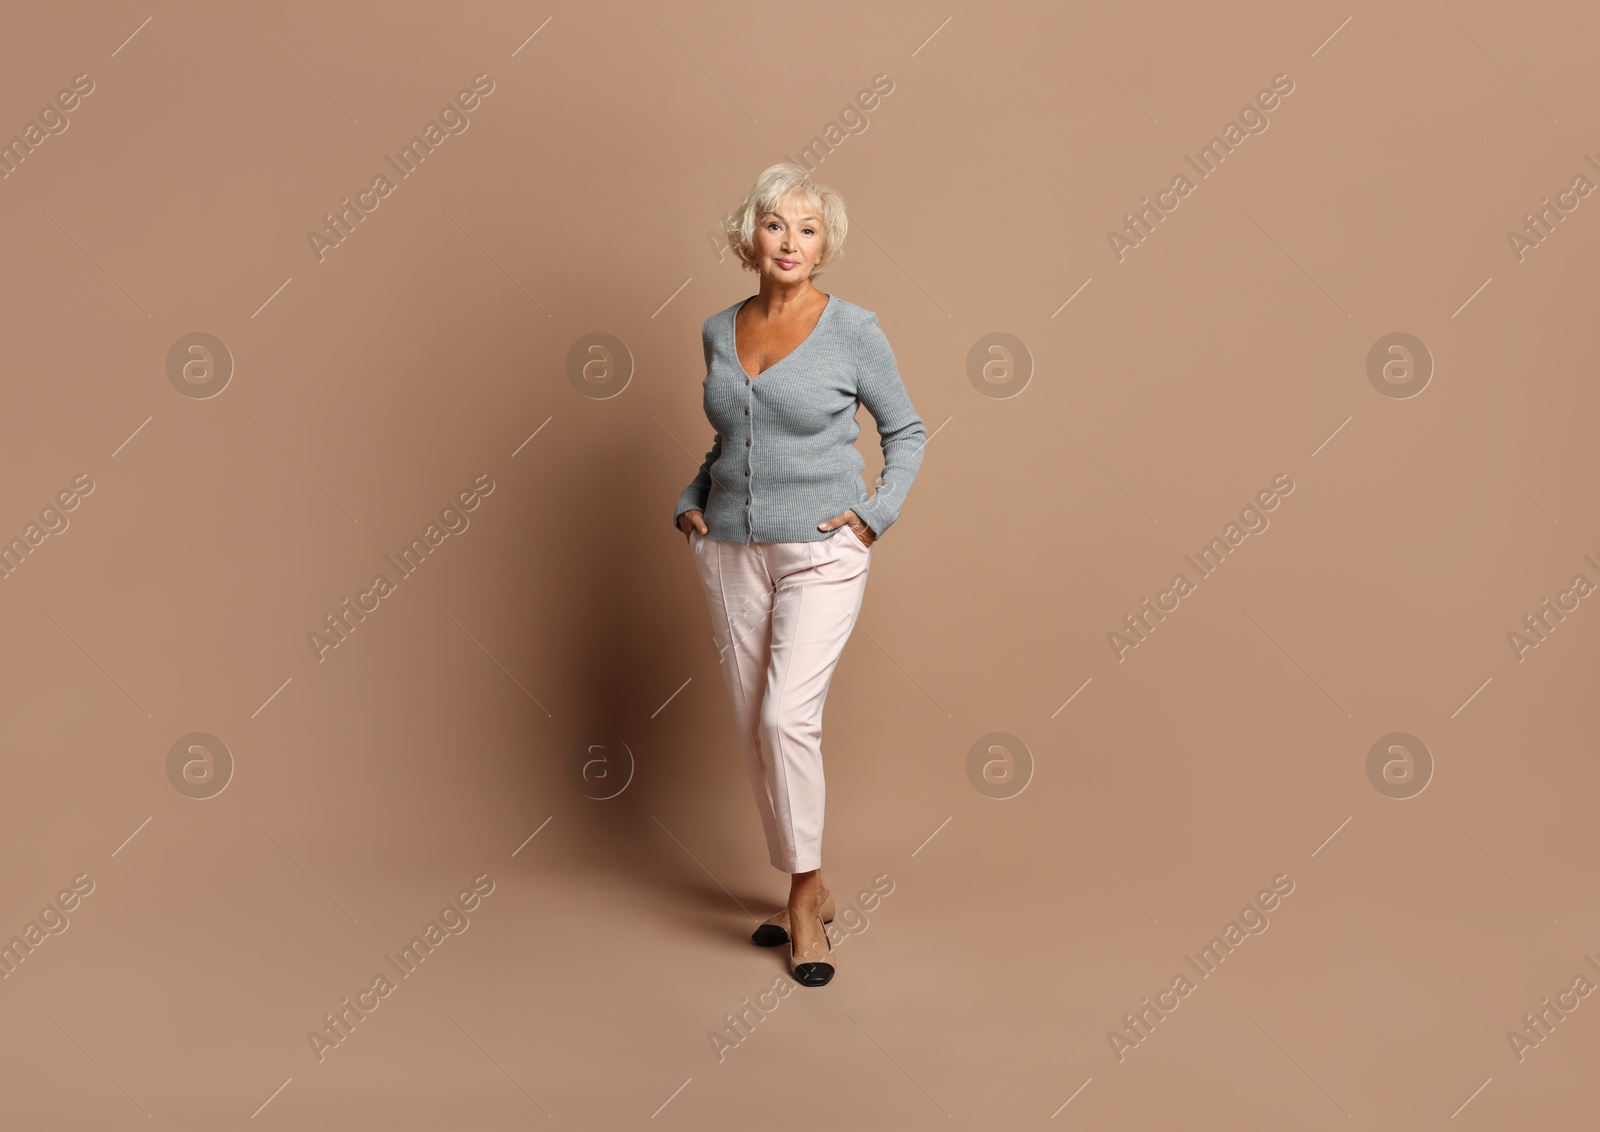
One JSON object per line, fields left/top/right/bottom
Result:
{"left": 744, "top": 439, "right": 750, "bottom": 446}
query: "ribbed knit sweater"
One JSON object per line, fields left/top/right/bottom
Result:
{"left": 673, "top": 294, "right": 927, "bottom": 545}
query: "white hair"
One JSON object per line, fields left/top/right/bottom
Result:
{"left": 721, "top": 162, "right": 848, "bottom": 278}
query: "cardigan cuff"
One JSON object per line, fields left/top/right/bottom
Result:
{"left": 855, "top": 496, "right": 896, "bottom": 538}
{"left": 673, "top": 498, "right": 705, "bottom": 532}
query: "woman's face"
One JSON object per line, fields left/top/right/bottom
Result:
{"left": 754, "top": 197, "right": 825, "bottom": 283}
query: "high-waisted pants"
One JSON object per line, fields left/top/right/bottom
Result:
{"left": 690, "top": 523, "right": 872, "bottom": 873}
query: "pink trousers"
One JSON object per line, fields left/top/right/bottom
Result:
{"left": 690, "top": 523, "right": 873, "bottom": 873}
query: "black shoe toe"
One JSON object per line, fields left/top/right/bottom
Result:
{"left": 792, "top": 961, "right": 834, "bottom": 986}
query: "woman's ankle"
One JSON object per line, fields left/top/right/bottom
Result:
{"left": 787, "top": 882, "right": 826, "bottom": 910}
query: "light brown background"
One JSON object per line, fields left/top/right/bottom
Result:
{"left": 2, "top": 1, "right": 1597, "bottom": 1128}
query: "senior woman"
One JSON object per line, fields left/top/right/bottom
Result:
{"left": 673, "top": 163, "right": 927, "bottom": 987}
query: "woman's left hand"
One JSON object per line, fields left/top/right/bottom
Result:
{"left": 820, "top": 510, "right": 875, "bottom": 547}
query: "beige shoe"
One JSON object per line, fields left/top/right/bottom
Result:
{"left": 788, "top": 908, "right": 836, "bottom": 987}
{"left": 751, "top": 888, "right": 835, "bottom": 946}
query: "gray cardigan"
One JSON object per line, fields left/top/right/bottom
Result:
{"left": 673, "top": 294, "right": 927, "bottom": 544}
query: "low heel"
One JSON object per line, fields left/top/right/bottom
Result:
{"left": 751, "top": 889, "right": 835, "bottom": 947}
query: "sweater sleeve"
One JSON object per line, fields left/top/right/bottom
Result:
{"left": 672, "top": 318, "right": 720, "bottom": 533}
{"left": 852, "top": 311, "right": 927, "bottom": 538}
{"left": 673, "top": 431, "right": 722, "bottom": 531}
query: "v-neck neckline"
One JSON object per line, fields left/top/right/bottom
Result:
{"left": 731, "top": 293, "right": 833, "bottom": 380}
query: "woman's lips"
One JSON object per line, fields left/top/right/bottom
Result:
{"left": 775, "top": 259, "right": 798, "bottom": 268}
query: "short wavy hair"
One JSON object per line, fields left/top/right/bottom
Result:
{"left": 721, "top": 163, "right": 848, "bottom": 278}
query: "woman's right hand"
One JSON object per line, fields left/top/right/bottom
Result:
{"left": 678, "top": 510, "right": 707, "bottom": 542}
